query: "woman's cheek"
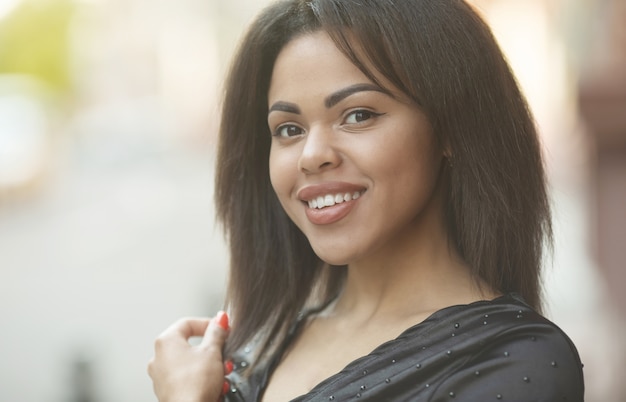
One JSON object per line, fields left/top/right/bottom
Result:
{"left": 269, "top": 147, "right": 296, "bottom": 199}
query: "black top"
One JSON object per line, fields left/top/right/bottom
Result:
{"left": 225, "top": 294, "right": 584, "bottom": 401}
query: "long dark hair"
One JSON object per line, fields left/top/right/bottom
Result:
{"left": 215, "top": 0, "right": 552, "bottom": 360}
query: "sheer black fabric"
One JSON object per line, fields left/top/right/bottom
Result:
{"left": 225, "top": 294, "right": 584, "bottom": 401}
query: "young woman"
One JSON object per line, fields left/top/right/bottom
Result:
{"left": 148, "top": 1, "right": 585, "bottom": 401}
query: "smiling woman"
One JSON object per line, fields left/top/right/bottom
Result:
{"left": 147, "top": 1, "right": 585, "bottom": 401}
{"left": 267, "top": 32, "right": 443, "bottom": 268}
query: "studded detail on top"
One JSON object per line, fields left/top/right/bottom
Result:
{"left": 225, "top": 293, "right": 584, "bottom": 401}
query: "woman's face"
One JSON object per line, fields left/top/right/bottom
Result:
{"left": 268, "top": 31, "right": 445, "bottom": 265}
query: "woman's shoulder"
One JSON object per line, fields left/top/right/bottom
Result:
{"left": 420, "top": 293, "right": 585, "bottom": 401}
{"left": 314, "top": 293, "right": 585, "bottom": 401}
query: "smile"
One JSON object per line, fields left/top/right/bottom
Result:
{"left": 307, "top": 191, "right": 362, "bottom": 209}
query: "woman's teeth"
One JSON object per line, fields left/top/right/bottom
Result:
{"left": 307, "top": 192, "right": 361, "bottom": 209}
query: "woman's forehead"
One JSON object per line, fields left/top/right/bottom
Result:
{"left": 269, "top": 31, "right": 411, "bottom": 104}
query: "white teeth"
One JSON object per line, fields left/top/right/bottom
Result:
{"left": 307, "top": 191, "right": 363, "bottom": 209}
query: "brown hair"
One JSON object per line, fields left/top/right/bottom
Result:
{"left": 215, "top": 0, "right": 552, "bottom": 359}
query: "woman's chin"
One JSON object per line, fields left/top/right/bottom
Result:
{"left": 312, "top": 248, "right": 356, "bottom": 267}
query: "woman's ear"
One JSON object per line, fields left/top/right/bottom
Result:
{"left": 441, "top": 142, "right": 454, "bottom": 169}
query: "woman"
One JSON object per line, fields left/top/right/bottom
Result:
{"left": 148, "top": 0, "right": 585, "bottom": 401}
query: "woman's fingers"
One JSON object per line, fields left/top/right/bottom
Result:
{"left": 148, "top": 313, "right": 231, "bottom": 402}
{"left": 200, "top": 311, "right": 230, "bottom": 349}
{"left": 161, "top": 317, "right": 212, "bottom": 340}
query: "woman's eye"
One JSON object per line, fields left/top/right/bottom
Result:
{"left": 344, "top": 110, "right": 378, "bottom": 124}
{"left": 275, "top": 124, "right": 304, "bottom": 138}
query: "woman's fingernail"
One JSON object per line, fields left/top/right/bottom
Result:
{"left": 224, "top": 360, "right": 234, "bottom": 375}
{"left": 216, "top": 311, "right": 229, "bottom": 331}
{"left": 222, "top": 379, "right": 230, "bottom": 395}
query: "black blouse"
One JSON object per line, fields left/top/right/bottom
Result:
{"left": 225, "top": 294, "right": 584, "bottom": 401}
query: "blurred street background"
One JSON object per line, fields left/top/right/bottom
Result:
{"left": 0, "top": 0, "right": 624, "bottom": 401}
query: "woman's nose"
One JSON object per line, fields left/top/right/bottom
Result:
{"left": 297, "top": 126, "right": 341, "bottom": 174}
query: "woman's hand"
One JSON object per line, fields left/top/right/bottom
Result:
{"left": 148, "top": 312, "right": 231, "bottom": 402}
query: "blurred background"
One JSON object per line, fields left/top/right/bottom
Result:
{"left": 0, "top": 0, "right": 624, "bottom": 400}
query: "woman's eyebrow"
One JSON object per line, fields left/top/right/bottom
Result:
{"left": 324, "top": 83, "right": 393, "bottom": 108}
{"left": 268, "top": 83, "right": 392, "bottom": 115}
{"left": 268, "top": 101, "right": 301, "bottom": 114}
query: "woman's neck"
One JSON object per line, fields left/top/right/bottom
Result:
{"left": 329, "top": 236, "right": 496, "bottom": 324}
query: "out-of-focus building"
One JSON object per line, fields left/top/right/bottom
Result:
{"left": 579, "top": 0, "right": 626, "bottom": 318}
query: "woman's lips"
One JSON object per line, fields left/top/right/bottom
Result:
{"left": 297, "top": 182, "right": 366, "bottom": 225}
{"left": 304, "top": 198, "right": 360, "bottom": 225}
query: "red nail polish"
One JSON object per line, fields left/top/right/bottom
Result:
{"left": 222, "top": 379, "right": 230, "bottom": 395}
{"left": 216, "top": 311, "right": 229, "bottom": 331}
{"left": 224, "top": 360, "right": 234, "bottom": 375}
